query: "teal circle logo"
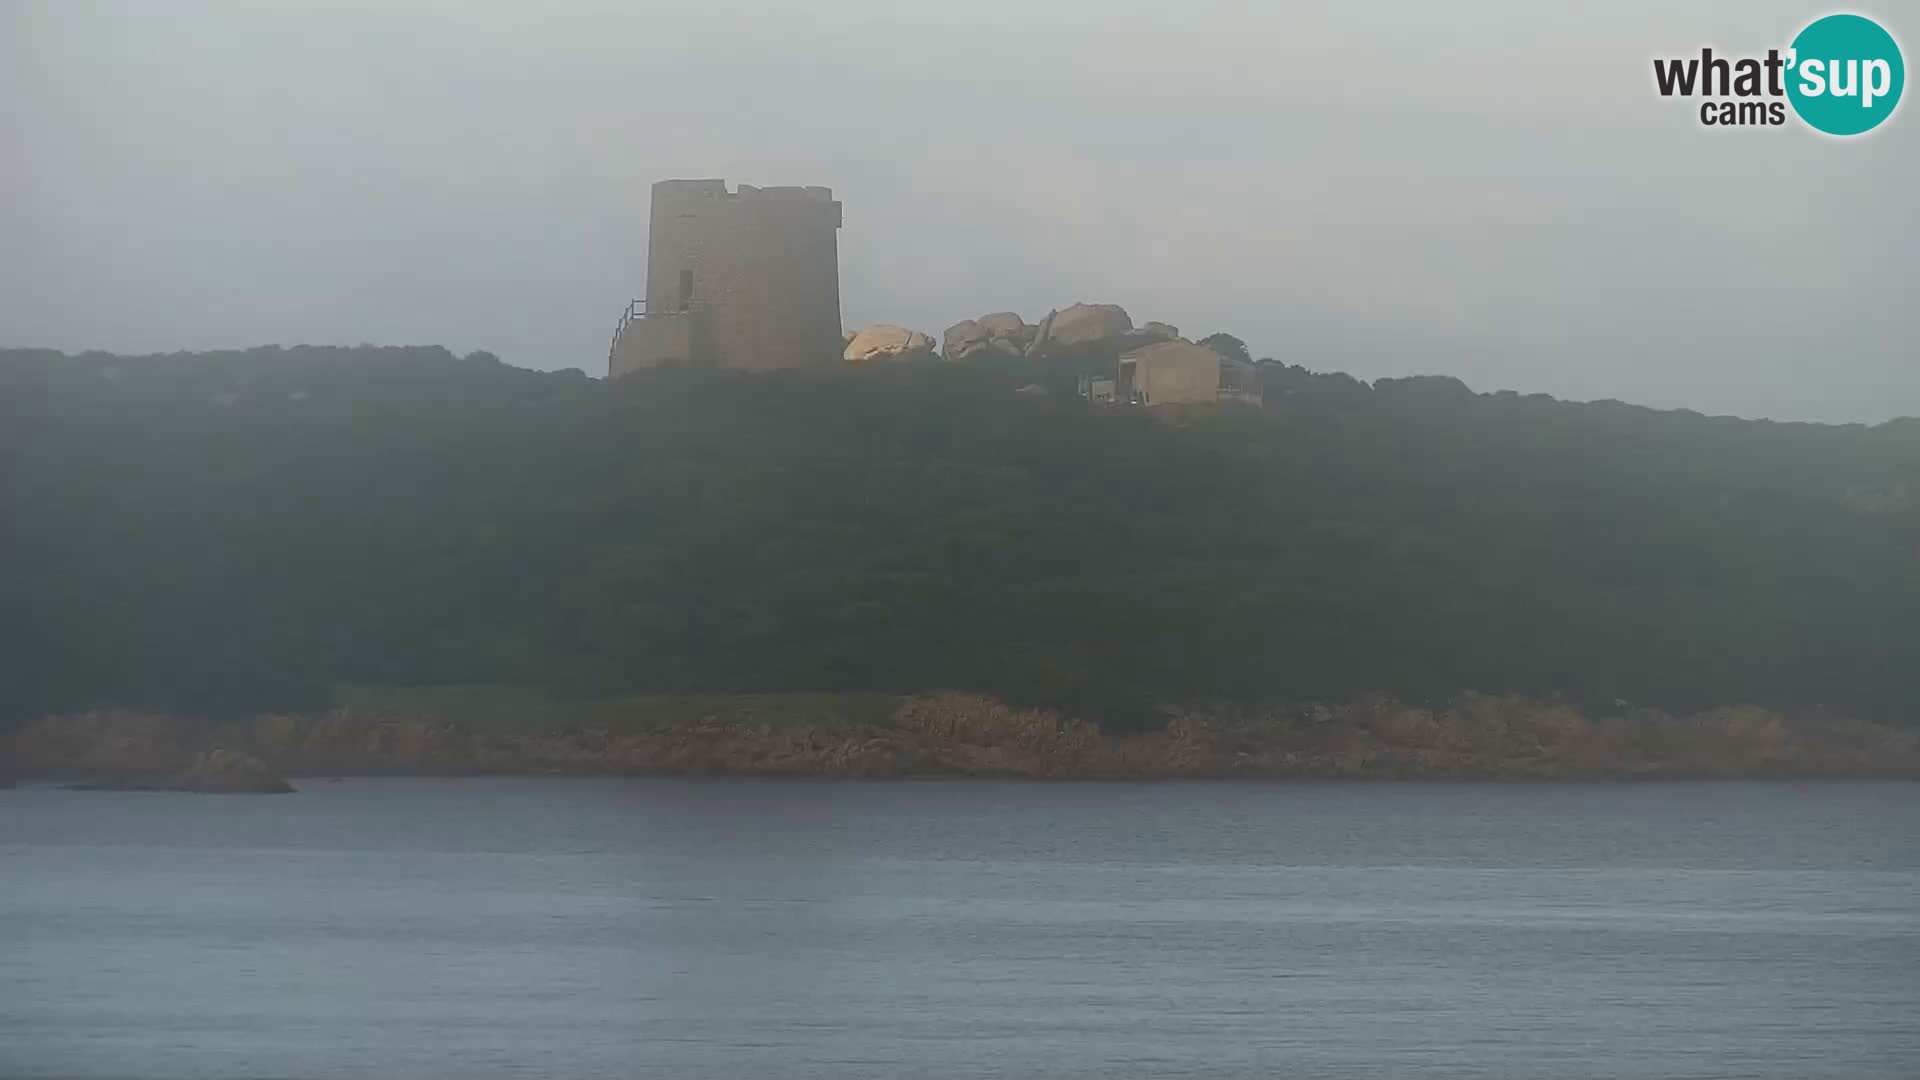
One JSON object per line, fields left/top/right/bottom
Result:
{"left": 1786, "top": 14, "right": 1904, "bottom": 135}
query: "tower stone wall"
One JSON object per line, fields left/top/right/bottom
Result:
{"left": 613, "top": 179, "right": 842, "bottom": 375}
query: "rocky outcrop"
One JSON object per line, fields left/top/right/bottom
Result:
{"left": 1023, "top": 310, "right": 1056, "bottom": 356}
{"left": 844, "top": 324, "right": 935, "bottom": 364}
{"left": 13, "top": 710, "right": 193, "bottom": 774}
{"left": 943, "top": 314, "right": 1035, "bottom": 361}
{"left": 9, "top": 692, "right": 1917, "bottom": 782}
{"left": 942, "top": 319, "right": 991, "bottom": 361}
{"left": 1141, "top": 321, "right": 1180, "bottom": 340}
{"left": 1029, "top": 302, "right": 1133, "bottom": 352}
{"left": 977, "top": 312, "right": 1032, "bottom": 347}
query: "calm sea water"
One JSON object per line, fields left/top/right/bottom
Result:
{"left": 2, "top": 778, "right": 1916, "bottom": 1079}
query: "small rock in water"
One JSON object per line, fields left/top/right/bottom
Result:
{"left": 178, "top": 748, "right": 296, "bottom": 794}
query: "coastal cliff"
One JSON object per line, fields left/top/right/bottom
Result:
{"left": 9, "top": 690, "right": 1916, "bottom": 784}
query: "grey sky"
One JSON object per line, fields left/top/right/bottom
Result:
{"left": 3, "top": 1, "right": 1914, "bottom": 421}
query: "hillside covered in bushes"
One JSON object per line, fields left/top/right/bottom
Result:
{"left": 4, "top": 344, "right": 1917, "bottom": 732}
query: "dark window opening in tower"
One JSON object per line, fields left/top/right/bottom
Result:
{"left": 677, "top": 270, "right": 694, "bottom": 311}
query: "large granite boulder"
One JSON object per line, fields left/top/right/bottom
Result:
{"left": 977, "top": 312, "right": 1033, "bottom": 354}
{"left": 1028, "top": 302, "right": 1133, "bottom": 353}
{"left": 845, "top": 324, "right": 936, "bottom": 364}
{"left": 942, "top": 319, "right": 991, "bottom": 361}
{"left": 1024, "top": 310, "right": 1056, "bottom": 356}
{"left": 945, "top": 313, "right": 1036, "bottom": 360}
{"left": 1141, "top": 320, "right": 1180, "bottom": 340}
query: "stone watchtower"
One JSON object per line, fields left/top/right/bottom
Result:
{"left": 608, "top": 179, "right": 843, "bottom": 376}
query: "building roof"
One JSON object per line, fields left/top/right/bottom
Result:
{"left": 1120, "top": 339, "right": 1218, "bottom": 361}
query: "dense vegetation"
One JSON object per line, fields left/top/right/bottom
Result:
{"left": 4, "top": 344, "right": 1917, "bottom": 731}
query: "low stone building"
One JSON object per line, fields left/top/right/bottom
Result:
{"left": 1117, "top": 340, "right": 1221, "bottom": 406}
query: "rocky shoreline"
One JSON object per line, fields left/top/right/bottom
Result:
{"left": 62, "top": 748, "right": 295, "bottom": 794}
{"left": 6, "top": 690, "right": 1918, "bottom": 791}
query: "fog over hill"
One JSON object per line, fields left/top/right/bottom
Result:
{"left": 5, "top": 343, "right": 1916, "bottom": 734}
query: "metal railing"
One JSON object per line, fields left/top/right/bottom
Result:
{"left": 614, "top": 298, "right": 646, "bottom": 335}
{"left": 607, "top": 298, "right": 708, "bottom": 372}
{"left": 608, "top": 299, "right": 646, "bottom": 369}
